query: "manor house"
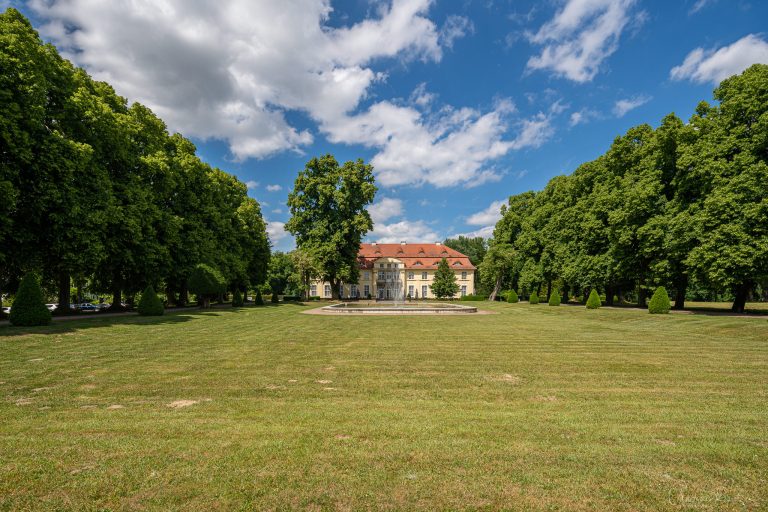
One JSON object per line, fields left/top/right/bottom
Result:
{"left": 310, "top": 242, "right": 476, "bottom": 300}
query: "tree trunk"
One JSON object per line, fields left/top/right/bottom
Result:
{"left": 201, "top": 296, "right": 210, "bottom": 309}
{"left": 546, "top": 280, "right": 552, "bottom": 302}
{"left": 562, "top": 284, "right": 570, "bottom": 304}
{"left": 58, "top": 271, "right": 72, "bottom": 313}
{"left": 330, "top": 277, "right": 341, "bottom": 300}
{"left": 179, "top": 283, "right": 188, "bottom": 307}
{"left": 731, "top": 282, "right": 752, "bottom": 313}
{"left": 674, "top": 274, "right": 688, "bottom": 310}
{"left": 489, "top": 275, "right": 502, "bottom": 301}
{"left": 605, "top": 285, "right": 615, "bottom": 306}
{"left": 637, "top": 285, "right": 647, "bottom": 308}
{"left": 109, "top": 285, "right": 122, "bottom": 311}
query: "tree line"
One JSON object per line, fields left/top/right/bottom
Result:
{"left": 479, "top": 64, "right": 768, "bottom": 313}
{"left": 0, "top": 9, "right": 270, "bottom": 313}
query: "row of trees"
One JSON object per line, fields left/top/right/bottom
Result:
{"left": 480, "top": 64, "right": 768, "bottom": 313}
{"left": 0, "top": 9, "right": 270, "bottom": 313}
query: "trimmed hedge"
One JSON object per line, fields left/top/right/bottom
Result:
{"left": 459, "top": 294, "right": 487, "bottom": 301}
{"left": 232, "top": 289, "right": 244, "bottom": 307}
{"left": 308, "top": 296, "right": 321, "bottom": 301}
{"left": 254, "top": 289, "right": 264, "bottom": 306}
{"left": 648, "top": 286, "right": 671, "bottom": 314}
{"left": 282, "top": 295, "right": 301, "bottom": 302}
{"left": 548, "top": 288, "right": 561, "bottom": 306}
{"left": 586, "top": 289, "right": 601, "bottom": 309}
{"left": 9, "top": 273, "right": 51, "bottom": 326}
{"left": 506, "top": 290, "right": 519, "bottom": 303}
{"left": 529, "top": 291, "right": 540, "bottom": 304}
{"left": 138, "top": 285, "right": 164, "bottom": 316}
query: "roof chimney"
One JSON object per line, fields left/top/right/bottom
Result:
{"left": 400, "top": 241, "right": 406, "bottom": 245}
{"left": 435, "top": 241, "right": 441, "bottom": 246}
{"left": 371, "top": 242, "right": 377, "bottom": 246}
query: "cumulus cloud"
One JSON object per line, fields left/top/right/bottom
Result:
{"left": 526, "top": 0, "right": 640, "bottom": 82}
{"left": 670, "top": 34, "right": 768, "bottom": 84}
{"left": 266, "top": 184, "right": 282, "bottom": 192}
{"left": 689, "top": 0, "right": 716, "bottom": 14}
{"left": 439, "top": 15, "right": 474, "bottom": 49}
{"left": 29, "top": 0, "right": 452, "bottom": 161}
{"left": 467, "top": 200, "right": 505, "bottom": 226}
{"left": 612, "top": 95, "right": 651, "bottom": 117}
{"left": 368, "top": 197, "right": 404, "bottom": 224}
{"left": 451, "top": 225, "right": 495, "bottom": 239}
{"left": 245, "top": 180, "right": 259, "bottom": 190}
{"left": 569, "top": 108, "right": 600, "bottom": 126}
{"left": 266, "top": 221, "right": 288, "bottom": 244}
{"left": 369, "top": 219, "right": 439, "bottom": 243}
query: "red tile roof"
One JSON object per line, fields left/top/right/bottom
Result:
{"left": 357, "top": 243, "right": 476, "bottom": 270}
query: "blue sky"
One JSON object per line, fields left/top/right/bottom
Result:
{"left": 14, "top": 0, "right": 768, "bottom": 250}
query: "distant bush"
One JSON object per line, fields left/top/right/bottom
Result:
{"left": 460, "top": 294, "right": 487, "bottom": 301}
{"left": 506, "top": 290, "right": 519, "bottom": 303}
{"left": 548, "top": 287, "right": 561, "bottom": 306}
{"left": 254, "top": 289, "right": 264, "bottom": 306}
{"left": 9, "top": 273, "right": 51, "bottom": 326}
{"left": 232, "top": 289, "right": 244, "bottom": 307}
{"left": 529, "top": 291, "right": 540, "bottom": 304}
{"left": 308, "top": 295, "right": 321, "bottom": 301}
{"left": 648, "top": 286, "right": 671, "bottom": 314}
{"left": 188, "top": 264, "right": 225, "bottom": 308}
{"left": 586, "top": 289, "right": 601, "bottom": 309}
{"left": 282, "top": 295, "right": 301, "bottom": 302}
{"left": 138, "top": 285, "right": 164, "bottom": 316}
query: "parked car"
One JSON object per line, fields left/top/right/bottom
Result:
{"left": 79, "top": 303, "right": 99, "bottom": 312}
{"left": 2, "top": 306, "right": 10, "bottom": 315}
{"left": 46, "top": 303, "right": 57, "bottom": 312}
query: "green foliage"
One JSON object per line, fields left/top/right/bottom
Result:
{"left": 254, "top": 289, "right": 264, "bottom": 306}
{"left": 268, "top": 252, "right": 294, "bottom": 297}
{"left": 188, "top": 264, "right": 225, "bottom": 307}
{"left": 232, "top": 289, "right": 243, "bottom": 307}
{"left": 648, "top": 286, "right": 671, "bottom": 314}
{"left": 548, "top": 287, "right": 561, "bottom": 306}
{"left": 586, "top": 289, "right": 601, "bottom": 309}
{"left": 9, "top": 273, "right": 51, "bottom": 326}
{"left": 286, "top": 154, "right": 376, "bottom": 299}
{"left": 137, "top": 285, "right": 164, "bottom": 316}
{"left": 506, "top": 290, "right": 519, "bottom": 303}
{"left": 431, "top": 258, "right": 461, "bottom": 299}
{"left": 529, "top": 291, "right": 540, "bottom": 305}
{"left": 459, "top": 294, "right": 487, "bottom": 301}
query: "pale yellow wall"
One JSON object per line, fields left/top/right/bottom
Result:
{"left": 309, "top": 257, "right": 475, "bottom": 299}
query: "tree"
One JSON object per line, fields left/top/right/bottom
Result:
{"left": 232, "top": 289, "right": 244, "bottom": 307}
{"left": 286, "top": 155, "right": 376, "bottom": 299}
{"left": 648, "top": 286, "right": 671, "bottom": 314}
{"left": 431, "top": 258, "right": 460, "bottom": 299}
{"left": 188, "top": 264, "right": 225, "bottom": 308}
{"left": 586, "top": 289, "right": 601, "bottom": 309}
{"left": 506, "top": 290, "right": 518, "bottom": 303}
{"left": 9, "top": 273, "right": 51, "bottom": 326}
{"left": 479, "top": 242, "right": 516, "bottom": 301}
{"left": 254, "top": 288, "right": 264, "bottom": 306}
{"left": 267, "top": 252, "right": 294, "bottom": 298}
{"left": 137, "top": 285, "right": 164, "bottom": 316}
{"left": 548, "top": 287, "right": 561, "bottom": 306}
{"left": 443, "top": 236, "right": 487, "bottom": 291}
{"left": 529, "top": 290, "right": 540, "bottom": 305}
{"left": 289, "top": 249, "right": 320, "bottom": 300}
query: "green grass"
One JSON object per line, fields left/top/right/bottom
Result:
{"left": 1, "top": 303, "right": 766, "bottom": 510}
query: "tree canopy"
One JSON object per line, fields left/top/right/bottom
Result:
{"left": 431, "top": 258, "right": 460, "bottom": 299}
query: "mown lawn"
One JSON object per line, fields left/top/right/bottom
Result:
{"left": 1, "top": 302, "right": 766, "bottom": 511}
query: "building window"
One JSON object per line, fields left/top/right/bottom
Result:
{"left": 422, "top": 272, "right": 428, "bottom": 280}
{"left": 393, "top": 263, "right": 398, "bottom": 268}
{"left": 380, "top": 263, "right": 384, "bottom": 268}
{"left": 461, "top": 285, "right": 467, "bottom": 297}
{"left": 461, "top": 271, "right": 467, "bottom": 280}
{"left": 324, "top": 285, "right": 331, "bottom": 298}
{"left": 363, "top": 271, "right": 370, "bottom": 280}
{"left": 378, "top": 288, "right": 384, "bottom": 299}
{"left": 408, "top": 272, "right": 414, "bottom": 280}
{"left": 422, "top": 285, "right": 428, "bottom": 298}
{"left": 364, "top": 285, "right": 370, "bottom": 297}
{"left": 387, "top": 263, "right": 391, "bottom": 268}
{"left": 351, "top": 284, "right": 358, "bottom": 298}
{"left": 408, "top": 285, "right": 414, "bottom": 297}
{"left": 378, "top": 271, "right": 385, "bottom": 280}
{"left": 310, "top": 285, "right": 317, "bottom": 296}
{"left": 386, "top": 272, "right": 392, "bottom": 280}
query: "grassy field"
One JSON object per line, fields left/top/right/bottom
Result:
{"left": 1, "top": 302, "right": 766, "bottom": 511}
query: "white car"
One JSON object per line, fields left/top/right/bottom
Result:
{"left": 1, "top": 306, "right": 9, "bottom": 315}
{"left": 46, "top": 304, "right": 57, "bottom": 312}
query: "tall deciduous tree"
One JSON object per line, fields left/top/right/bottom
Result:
{"left": 431, "top": 258, "right": 460, "bottom": 299}
{"left": 286, "top": 155, "right": 376, "bottom": 299}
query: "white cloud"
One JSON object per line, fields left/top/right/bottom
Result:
{"left": 569, "top": 108, "right": 600, "bottom": 126}
{"left": 245, "top": 180, "right": 259, "bottom": 190}
{"left": 509, "top": 112, "right": 555, "bottom": 150}
{"left": 271, "top": 208, "right": 283, "bottom": 214}
{"left": 266, "top": 184, "right": 282, "bottom": 192}
{"left": 369, "top": 219, "right": 439, "bottom": 243}
{"left": 689, "top": 0, "right": 716, "bottom": 14}
{"left": 467, "top": 200, "right": 505, "bottom": 226}
{"left": 368, "top": 197, "right": 404, "bottom": 224}
{"left": 612, "top": 95, "right": 651, "bottom": 117}
{"left": 29, "top": 0, "right": 450, "bottom": 161}
{"left": 266, "top": 221, "right": 288, "bottom": 244}
{"left": 451, "top": 224, "right": 495, "bottom": 239}
{"left": 439, "top": 15, "right": 474, "bottom": 49}
{"left": 526, "top": 0, "right": 640, "bottom": 82}
{"left": 670, "top": 34, "right": 768, "bottom": 85}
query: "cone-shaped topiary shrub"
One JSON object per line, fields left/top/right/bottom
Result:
{"left": 529, "top": 291, "right": 540, "bottom": 304}
{"left": 232, "top": 289, "right": 244, "bottom": 307}
{"left": 586, "top": 289, "right": 601, "bottom": 309}
{"left": 648, "top": 286, "right": 671, "bottom": 314}
{"left": 138, "top": 285, "right": 164, "bottom": 316}
{"left": 9, "top": 273, "right": 52, "bottom": 326}
{"left": 548, "top": 287, "right": 561, "bottom": 306}
{"left": 255, "top": 289, "right": 264, "bottom": 306}
{"left": 506, "top": 289, "right": 519, "bottom": 303}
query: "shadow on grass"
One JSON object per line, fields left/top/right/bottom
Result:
{"left": 0, "top": 311, "right": 199, "bottom": 338}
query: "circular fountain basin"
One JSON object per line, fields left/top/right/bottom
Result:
{"left": 322, "top": 302, "right": 477, "bottom": 314}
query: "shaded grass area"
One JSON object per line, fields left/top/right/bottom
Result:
{"left": 1, "top": 303, "right": 766, "bottom": 510}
